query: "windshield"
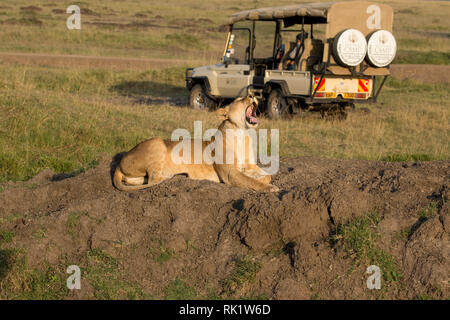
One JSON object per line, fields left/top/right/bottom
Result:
{"left": 224, "top": 26, "right": 250, "bottom": 64}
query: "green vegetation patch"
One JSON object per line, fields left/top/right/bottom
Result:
{"left": 0, "top": 249, "right": 68, "bottom": 299}
{"left": 222, "top": 257, "right": 262, "bottom": 296}
{"left": 381, "top": 153, "right": 433, "bottom": 162}
{"left": 86, "top": 248, "right": 150, "bottom": 299}
{"left": 164, "top": 279, "right": 198, "bottom": 300}
{"left": 385, "top": 77, "right": 447, "bottom": 94}
{"left": 66, "top": 211, "right": 86, "bottom": 239}
{"left": 0, "top": 230, "right": 14, "bottom": 244}
{"left": 331, "top": 211, "right": 402, "bottom": 283}
{"left": 394, "top": 50, "right": 450, "bottom": 65}
{"left": 418, "top": 201, "right": 438, "bottom": 222}
{"left": 151, "top": 246, "right": 175, "bottom": 264}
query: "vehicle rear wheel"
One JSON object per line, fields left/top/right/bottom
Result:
{"left": 189, "top": 84, "right": 217, "bottom": 111}
{"left": 266, "top": 89, "right": 288, "bottom": 120}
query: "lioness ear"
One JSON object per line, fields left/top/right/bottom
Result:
{"left": 216, "top": 106, "right": 230, "bottom": 120}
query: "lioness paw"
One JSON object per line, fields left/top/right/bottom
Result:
{"left": 264, "top": 184, "right": 279, "bottom": 192}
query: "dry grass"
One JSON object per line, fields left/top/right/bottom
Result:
{"left": 0, "top": 61, "right": 448, "bottom": 183}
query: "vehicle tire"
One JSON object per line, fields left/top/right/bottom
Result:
{"left": 266, "top": 89, "right": 287, "bottom": 120}
{"left": 189, "top": 84, "right": 217, "bottom": 111}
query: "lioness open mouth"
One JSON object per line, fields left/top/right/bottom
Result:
{"left": 245, "top": 102, "right": 259, "bottom": 125}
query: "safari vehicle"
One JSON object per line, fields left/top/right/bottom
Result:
{"left": 186, "top": 1, "right": 396, "bottom": 118}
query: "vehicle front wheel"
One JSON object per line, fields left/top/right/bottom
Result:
{"left": 266, "top": 89, "right": 288, "bottom": 120}
{"left": 189, "top": 84, "right": 217, "bottom": 111}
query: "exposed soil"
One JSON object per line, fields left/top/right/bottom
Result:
{"left": 84, "top": 20, "right": 181, "bottom": 30}
{"left": 0, "top": 52, "right": 190, "bottom": 71}
{"left": 0, "top": 155, "right": 448, "bottom": 299}
{"left": 390, "top": 64, "right": 450, "bottom": 84}
{"left": 0, "top": 17, "right": 43, "bottom": 26}
{"left": 51, "top": 9, "right": 65, "bottom": 15}
{"left": 20, "top": 6, "right": 42, "bottom": 12}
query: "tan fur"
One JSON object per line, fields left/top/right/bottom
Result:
{"left": 113, "top": 96, "right": 279, "bottom": 192}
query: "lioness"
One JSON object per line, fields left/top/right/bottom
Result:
{"left": 113, "top": 96, "right": 279, "bottom": 192}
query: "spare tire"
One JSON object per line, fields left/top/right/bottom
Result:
{"left": 333, "top": 29, "right": 367, "bottom": 67}
{"left": 366, "top": 30, "right": 397, "bottom": 67}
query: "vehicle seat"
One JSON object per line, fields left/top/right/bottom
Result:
{"left": 279, "top": 41, "right": 297, "bottom": 70}
{"left": 298, "top": 39, "right": 324, "bottom": 71}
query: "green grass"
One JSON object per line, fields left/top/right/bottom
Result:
{"left": 0, "top": 65, "right": 192, "bottom": 183}
{"left": 394, "top": 50, "right": 450, "bottom": 65}
{"left": 0, "top": 1, "right": 448, "bottom": 185}
{"left": 394, "top": 228, "right": 413, "bottom": 242}
{"left": 33, "top": 228, "right": 47, "bottom": 240}
{"left": 394, "top": 201, "right": 439, "bottom": 243}
{"left": 0, "top": 231, "right": 14, "bottom": 244}
{"left": 0, "top": 247, "right": 151, "bottom": 299}
{"left": 151, "top": 246, "right": 175, "bottom": 264}
{"left": 331, "top": 211, "right": 402, "bottom": 284}
{"left": 0, "top": 213, "right": 21, "bottom": 226}
{"left": 381, "top": 154, "right": 433, "bottom": 162}
{"left": 162, "top": 256, "right": 264, "bottom": 300}
{"left": 222, "top": 257, "right": 262, "bottom": 296}
{"left": 65, "top": 211, "right": 85, "bottom": 239}
{"left": 85, "top": 248, "right": 150, "bottom": 299}
{"left": 415, "top": 285, "right": 445, "bottom": 300}
{"left": 417, "top": 202, "right": 438, "bottom": 222}
{"left": 384, "top": 77, "right": 447, "bottom": 93}
{"left": 0, "top": 249, "right": 69, "bottom": 299}
{"left": 0, "top": 61, "right": 448, "bottom": 184}
{"left": 164, "top": 279, "right": 198, "bottom": 300}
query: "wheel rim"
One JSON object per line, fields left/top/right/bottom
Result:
{"left": 271, "top": 97, "right": 280, "bottom": 113}
{"left": 193, "top": 91, "right": 206, "bottom": 109}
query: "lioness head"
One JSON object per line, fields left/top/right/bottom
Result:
{"left": 216, "top": 96, "right": 259, "bottom": 129}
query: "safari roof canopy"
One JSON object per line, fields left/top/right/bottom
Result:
{"left": 225, "top": 2, "right": 333, "bottom": 26}
{"left": 225, "top": 1, "right": 393, "bottom": 34}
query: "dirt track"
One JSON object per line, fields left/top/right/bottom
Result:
{"left": 0, "top": 155, "right": 448, "bottom": 299}
{"left": 0, "top": 52, "right": 191, "bottom": 70}
{"left": 390, "top": 64, "right": 450, "bottom": 84}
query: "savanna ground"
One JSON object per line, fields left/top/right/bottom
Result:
{"left": 0, "top": 0, "right": 449, "bottom": 300}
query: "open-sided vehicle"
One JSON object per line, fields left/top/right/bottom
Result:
{"left": 186, "top": 1, "right": 396, "bottom": 118}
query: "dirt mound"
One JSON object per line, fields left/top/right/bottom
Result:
{"left": 0, "top": 155, "right": 448, "bottom": 299}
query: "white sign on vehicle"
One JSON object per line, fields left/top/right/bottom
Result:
{"left": 334, "top": 29, "right": 367, "bottom": 67}
{"left": 366, "top": 30, "right": 397, "bottom": 67}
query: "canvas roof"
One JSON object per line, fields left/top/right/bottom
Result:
{"left": 225, "top": 2, "right": 334, "bottom": 25}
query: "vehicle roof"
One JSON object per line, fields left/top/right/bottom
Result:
{"left": 225, "top": 2, "right": 333, "bottom": 25}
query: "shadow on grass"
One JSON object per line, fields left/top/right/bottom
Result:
{"left": 109, "top": 81, "right": 188, "bottom": 106}
{"left": 0, "top": 249, "right": 14, "bottom": 282}
{"left": 51, "top": 159, "right": 100, "bottom": 182}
